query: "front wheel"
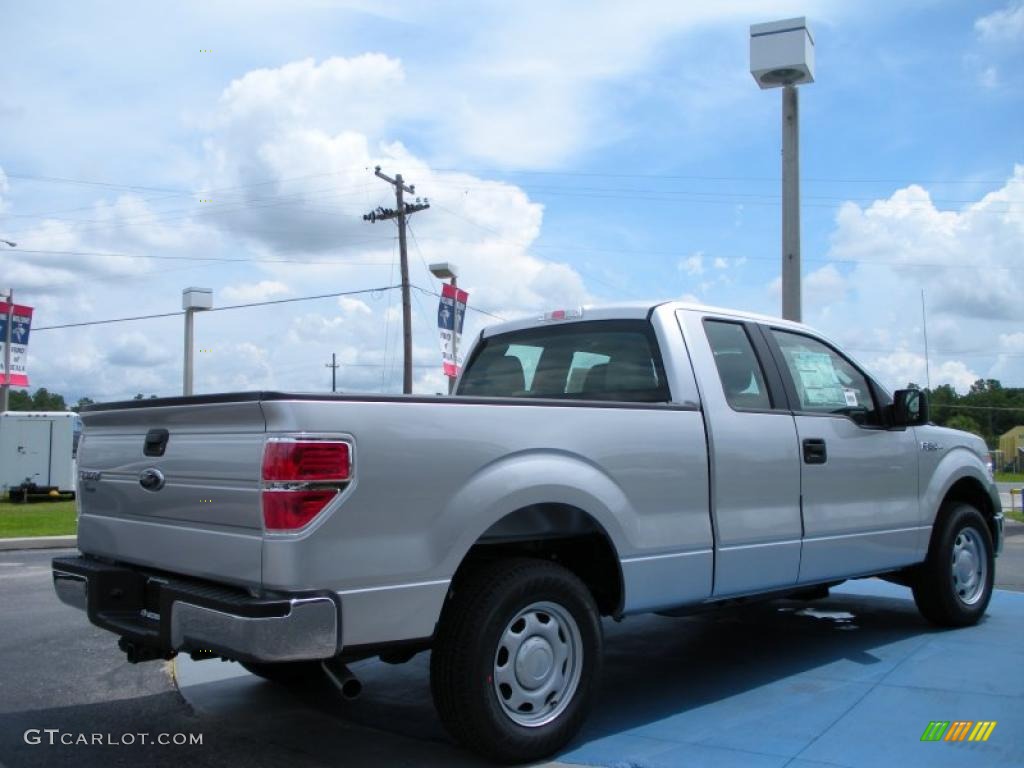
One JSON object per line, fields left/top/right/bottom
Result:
{"left": 430, "top": 558, "right": 602, "bottom": 763}
{"left": 912, "top": 503, "right": 994, "bottom": 627}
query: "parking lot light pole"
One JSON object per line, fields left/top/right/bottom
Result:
{"left": 429, "top": 262, "right": 460, "bottom": 395}
{"left": 750, "top": 18, "right": 815, "bottom": 322}
{"left": 182, "top": 287, "right": 213, "bottom": 396}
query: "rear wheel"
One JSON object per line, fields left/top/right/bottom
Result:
{"left": 430, "top": 558, "right": 602, "bottom": 763}
{"left": 912, "top": 503, "right": 994, "bottom": 627}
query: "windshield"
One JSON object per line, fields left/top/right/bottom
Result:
{"left": 458, "top": 320, "right": 670, "bottom": 403}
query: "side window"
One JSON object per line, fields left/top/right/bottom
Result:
{"left": 704, "top": 320, "right": 772, "bottom": 410}
{"left": 770, "top": 329, "right": 879, "bottom": 425}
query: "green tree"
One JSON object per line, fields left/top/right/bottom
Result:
{"left": 7, "top": 387, "right": 67, "bottom": 412}
{"left": 32, "top": 388, "right": 67, "bottom": 411}
{"left": 945, "top": 414, "right": 983, "bottom": 438}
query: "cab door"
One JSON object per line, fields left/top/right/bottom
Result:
{"left": 761, "top": 326, "right": 921, "bottom": 583}
{"left": 679, "top": 311, "right": 802, "bottom": 596}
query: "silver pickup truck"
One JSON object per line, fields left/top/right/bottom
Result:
{"left": 53, "top": 301, "right": 1003, "bottom": 763}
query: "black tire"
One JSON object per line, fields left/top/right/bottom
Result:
{"left": 240, "top": 660, "right": 324, "bottom": 686}
{"left": 430, "top": 558, "right": 602, "bottom": 764}
{"left": 912, "top": 502, "right": 994, "bottom": 627}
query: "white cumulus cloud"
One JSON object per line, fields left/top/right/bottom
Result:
{"left": 975, "top": 2, "right": 1024, "bottom": 43}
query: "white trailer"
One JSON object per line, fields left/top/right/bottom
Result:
{"left": 0, "top": 411, "right": 77, "bottom": 493}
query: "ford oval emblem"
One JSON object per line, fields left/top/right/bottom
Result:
{"left": 139, "top": 468, "right": 166, "bottom": 492}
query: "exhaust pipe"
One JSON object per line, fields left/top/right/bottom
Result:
{"left": 321, "top": 656, "right": 362, "bottom": 700}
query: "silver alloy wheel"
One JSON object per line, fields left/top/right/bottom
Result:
{"left": 492, "top": 600, "right": 583, "bottom": 728}
{"left": 951, "top": 526, "right": 988, "bottom": 606}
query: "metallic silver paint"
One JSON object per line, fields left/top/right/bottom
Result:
{"left": 68, "top": 301, "right": 1002, "bottom": 656}
{"left": 794, "top": 414, "right": 921, "bottom": 582}
{"left": 677, "top": 309, "right": 802, "bottom": 596}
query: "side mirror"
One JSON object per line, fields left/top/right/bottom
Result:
{"left": 892, "top": 388, "right": 929, "bottom": 427}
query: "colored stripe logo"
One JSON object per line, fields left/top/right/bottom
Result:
{"left": 921, "top": 721, "right": 996, "bottom": 742}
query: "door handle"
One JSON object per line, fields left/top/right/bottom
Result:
{"left": 803, "top": 438, "right": 827, "bottom": 464}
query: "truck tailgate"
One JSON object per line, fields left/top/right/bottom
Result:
{"left": 76, "top": 399, "right": 267, "bottom": 588}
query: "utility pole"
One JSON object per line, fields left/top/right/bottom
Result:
{"left": 326, "top": 352, "right": 340, "bottom": 393}
{"left": 363, "top": 167, "right": 429, "bottom": 394}
{"left": 1, "top": 288, "right": 13, "bottom": 412}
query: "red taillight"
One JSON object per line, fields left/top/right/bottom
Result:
{"left": 262, "top": 440, "right": 350, "bottom": 482}
{"left": 262, "top": 490, "right": 338, "bottom": 531}
{"left": 261, "top": 438, "right": 352, "bottom": 531}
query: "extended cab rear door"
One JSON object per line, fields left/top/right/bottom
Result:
{"left": 678, "top": 310, "right": 802, "bottom": 596}
{"left": 760, "top": 326, "right": 921, "bottom": 582}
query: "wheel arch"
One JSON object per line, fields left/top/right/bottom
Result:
{"left": 938, "top": 475, "right": 999, "bottom": 548}
{"left": 451, "top": 503, "right": 625, "bottom": 617}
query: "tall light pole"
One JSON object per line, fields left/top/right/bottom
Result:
{"left": 429, "top": 262, "right": 460, "bottom": 395}
{"left": 182, "top": 287, "right": 212, "bottom": 396}
{"left": 750, "top": 17, "right": 815, "bottom": 322}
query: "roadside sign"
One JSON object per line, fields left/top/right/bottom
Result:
{"left": 437, "top": 284, "right": 468, "bottom": 378}
{"left": 0, "top": 301, "right": 33, "bottom": 387}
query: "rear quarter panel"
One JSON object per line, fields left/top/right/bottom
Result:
{"left": 260, "top": 398, "right": 712, "bottom": 623}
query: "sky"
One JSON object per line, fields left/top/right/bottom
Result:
{"left": 1, "top": 0, "right": 1022, "bottom": 402}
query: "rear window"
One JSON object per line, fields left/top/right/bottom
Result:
{"left": 458, "top": 320, "right": 670, "bottom": 403}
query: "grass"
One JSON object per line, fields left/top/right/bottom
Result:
{"left": 0, "top": 500, "right": 77, "bottom": 538}
{"left": 995, "top": 472, "right": 1024, "bottom": 484}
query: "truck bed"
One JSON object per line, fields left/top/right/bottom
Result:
{"left": 76, "top": 390, "right": 713, "bottom": 631}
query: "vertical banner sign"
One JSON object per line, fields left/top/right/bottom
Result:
{"left": 437, "top": 284, "right": 469, "bottom": 378}
{"left": 0, "top": 302, "right": 33, "bottom": 387}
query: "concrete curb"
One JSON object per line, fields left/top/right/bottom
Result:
{"left": 0, "top": 535, "right": 76, "bottom": 551}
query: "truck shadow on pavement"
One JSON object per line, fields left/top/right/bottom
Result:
{"left": 175, "top": 583, "right": 967, "bottom": 764}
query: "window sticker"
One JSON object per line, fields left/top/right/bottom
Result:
{"left": 790, "top": 350, "right": 847, "bottom": 407}
{"left": 843, "top": 388, "right": 858, "bottom": 407}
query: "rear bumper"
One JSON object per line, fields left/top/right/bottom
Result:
{"left": 52, "top": 556, "right": 340, "bottom": 663}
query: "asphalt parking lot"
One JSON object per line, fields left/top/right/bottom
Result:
{"left": 2, "top": 533, "right": 1023, "bottom": 768}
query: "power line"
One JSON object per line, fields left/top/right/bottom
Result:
{"left": 32, "top": 285, "right": 401, "bottom": 331}
{"left": 427, "top": 206, "right": 1024, "bottom": 273}
{"left": 427, "top": 166, "right": 1015, "bottom": 186}
{"left": 6, "top": 246, "right": 395, "bottom": 266}
{"left": 939, "top": 404, "right": 1024, "bottom": 412}
{"left": 8, "top": 166, "right": 1017, "bottom": 230}
{"left": 426, "top": 178, "right": 1024, "bottom": 207}
{"left": 0, "top": 183, "right": 377, "bottom": 237}
{"left": 410, "top": 284, "right": 505, "bottom": 321}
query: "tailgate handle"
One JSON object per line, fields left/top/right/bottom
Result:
{"left": 143, "top": 429, "right": 169, "bottom": 457}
